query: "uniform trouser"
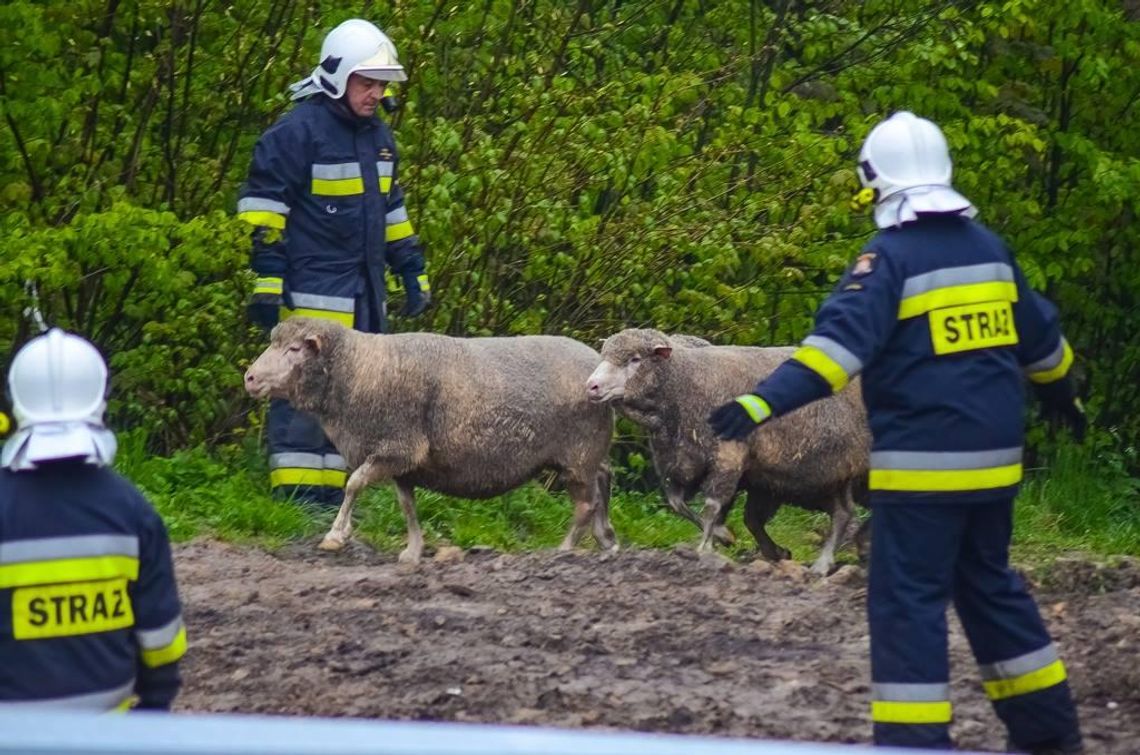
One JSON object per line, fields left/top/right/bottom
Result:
{"left": 868, "top": 496, "right": 1082, "bottom": 750}
{"left": 267, "top": 398, "right": 346, "bottom": 506}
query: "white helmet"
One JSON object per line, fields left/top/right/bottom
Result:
{"left": 291, "top": 19, "right": 406, "bottom": 101}
{"left": 2, "top": 328, "right": 116, "bottom": 471}
{"left": 856, "top": 111, "right": 976, "bottom": 229}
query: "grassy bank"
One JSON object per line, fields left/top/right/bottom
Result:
{"left": 117, "top": 432, "right": 1139, "bottom": 567}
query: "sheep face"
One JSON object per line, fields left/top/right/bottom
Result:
{"left": 244, "top": 317, "right": 337, "bottom": 402}
{"left": 586, "top": 328, "right": 673, "bottom": 403}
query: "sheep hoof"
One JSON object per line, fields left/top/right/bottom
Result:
{"left": 397, "top": 547, "right": 422, "bottom": 565}
{"left": 712, "top": 525, "right": 736, "bottom": 546}
{"left": 809, "top": 560, "right": 834, "bottom": 577}
{"left": 318, "top": 535, "right": 346, "bottom": 552}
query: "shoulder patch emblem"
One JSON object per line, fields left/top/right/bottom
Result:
{"left": 851, "top": 252, "right": 877, "bottom": 277}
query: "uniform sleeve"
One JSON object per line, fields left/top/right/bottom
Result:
{"left": 131, "top": 502, "right": 186, "bottom": 710}
{"left": 1011, "top": 262, "right": 1074, "bottom": 385}
{"left": 753, "top": 246, "right": 903, "bottom": 417}
{"left": 237, "top": 124, "right": 305, "bottom": 297}
{"left": 383, "top": 146, "right": 428, "bottom": 296}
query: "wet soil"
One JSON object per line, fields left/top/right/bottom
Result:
{"left": 174, "top": 540, "right": 1140, "bottom": 753}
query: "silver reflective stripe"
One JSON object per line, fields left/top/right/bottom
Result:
{"left": 0, "top": 534, "right": 139, "bottom": 565}
{"left": 979, "top": 644, "right": 1058, "bottom": 681}
{"left": 1025, "top": 339, "right": 1067, "bottom": 374}
{"left": 0, "top": 679, "right": 134, "bottom": 710}
{"left": 237, "top": 197, "right": 290, "bottom": 215}
{"left": 311, "top": 162, "right": 362, "bottom": 180}
{"left": 802, "top": 335, "right": 863, "bottom": 376}
{"left": 385, "top": 206, "right": 409, "bottom": 224}
{"left": 376, "top": 161, "right": 394, "bottom": 177}
{"left": 901, "top": 262, "right": 1014, "bottom": 298}
{"left": 136, "top": 615, "right": 183, "bottom": 650}
{"left": 324, "top": 454, "right": 347, "bottom": 471}
{"left": 290, "top": 292, "right": 355, "bottom": 313}
{"left": 269, "top": 452, "right": 324, "bottom": 470}
{"left": 870, "top": 447, "right": 1022, "bottom": 470}
{"left": 872, "top": 682, "right": 949, "bottom": 701}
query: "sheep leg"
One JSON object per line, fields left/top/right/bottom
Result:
{"left": 318, "top": 441, "right": 425, "bottom": 555}
{"left": 809, "top": 488, "right": 856, "bottom": 576}
{"left": 742, "top": 491, "right": 791, "bottom": 562}
{"left": 590, "top": 465, "right": 618, "bottom": 551}
{"left": 664, "top": 482, "right": 734, "bottom": 545}
{"left": 319, "top": 457, "right": 386, "bottom": 551}
{"left": 393, "top": 480, "right": 423, "bottom": 564}
{"left": 560, "top": 477, "right": 598, "bottom": 551}
{"left": 697, "top": 472, "right": 739, "bottom": 553}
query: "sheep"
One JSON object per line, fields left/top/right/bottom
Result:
{"left": 244, "top": 317, "right": 616, "bottom": 563}
{"left": 585, "top": 328, "right": 870, "bottom": 575}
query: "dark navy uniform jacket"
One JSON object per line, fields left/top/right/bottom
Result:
{"left": 0, "top": 461, "right": 185, "bottom": 710}
{"left": 752, "top": 215, "right": 1074, "bottom": 502}
{"left": 238, "top": 94, "right": 426, "bottom": 333}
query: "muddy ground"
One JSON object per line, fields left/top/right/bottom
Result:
{"left": 175, "top": 540, "right": 1140, "bottom": 752}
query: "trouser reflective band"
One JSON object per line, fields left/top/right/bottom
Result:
{"left": 0, "top": 679, "right": 134, "bottom": 711}
{"left": 869, "top": 447, "right": 1023, "bottom": 491}
{"left": 871, "top": 683, "right": 953, "bottom": 724}
{"left": 269, "top": 453, "right": 347, "bottom": 489}
{"left": 980, "top": 644, "right": 1068, "bottom": 700}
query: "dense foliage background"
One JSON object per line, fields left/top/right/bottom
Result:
{"left": 1, "top": 0, "right": 1138, "bottom": 478}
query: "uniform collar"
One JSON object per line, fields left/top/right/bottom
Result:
{"left": 317, "top": 94, "right": 381, "bottom": 130}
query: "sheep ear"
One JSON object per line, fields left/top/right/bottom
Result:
{"left": 652, "top": 345, "right": 673, "bottom": 359}
{"left": 303, "top": 334, "right": 323, "bottom": 355}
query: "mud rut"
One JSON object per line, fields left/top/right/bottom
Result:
{"left": 175, "top": 540, "right": 1140, "bottom": 753}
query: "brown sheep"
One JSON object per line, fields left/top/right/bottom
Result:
{"left": 586, "top": 328, "right": 870, "bottom": 574}
{"left": 245, "top": 317, "right": 616, "bottom": 562}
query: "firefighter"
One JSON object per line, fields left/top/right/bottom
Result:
{"left": 0, "top": 329, "right": 186, "bottom": 711}
{"left": 238, "top": 18, "right": 430, "bottom": 505}
{"left": 709, "top": 112, "right": 1085, "bottom": 753}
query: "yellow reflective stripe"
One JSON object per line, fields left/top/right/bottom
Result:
{"left": 898, "top": 281, "right": 1018, "bottom": 320}
{"left": 253, "top": 277, "right": 283, "bottom": 296}
{"left": 869, "top": 464, "right": 1022, "bottom": 492}
{"left": 270, "top": 468, "right": 347, "bottom": 489}
{"left": 792, "top": 345, "right": 849, "bottom": 392}
{"left": 279, "top": 307, "right": 354, "bottom": 328}
{"left": 311, "top": 177, "right": 365, "bottom": 196}
{"left": 871, "top": 700, "right": 953, "bottom": 724}
{"left": 735, "top": 395, "right": 771, "bottom": 424}
{"left": 417, "top": 274, "right": 431, "bottom": 292}
{"left": 983, "top": 659, "right": 1067, "bottom": 701}
{"left": 0, "top": 556, "right": 140, "bottom": 590}
{"left": 141, "top": 625, "right": 188, "bottom": 668}
{"left": 238, "top": 211, "right": 286, "bottom": 230}
{"left": 1027, "top": 340, "right": 1074, "bottom": 384}
{"left": 385, "top": 220, "right": 415, "bottom": 242}
{"left": 113, "top": 695, "right": 137, "bottom": 712}
{"left": 380, "top": 177, "right": 393, "bottom": 193}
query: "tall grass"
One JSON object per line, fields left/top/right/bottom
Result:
{"left": 117, "top": 430, "right": 1139, "bottom": 565}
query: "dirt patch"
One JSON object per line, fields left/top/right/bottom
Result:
{"left": 174, "top": 540, "right": 1140, "bottom": 753}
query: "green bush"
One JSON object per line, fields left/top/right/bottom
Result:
{"left": 0, "top": 202, "right": 255, "bottom": 452}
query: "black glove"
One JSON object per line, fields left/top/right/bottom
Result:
{"left": 397, "top": 272, "right": 432, "bottom": 318}
{"left": 708, "top": 394, "right": 772, "bottom": 441}
{"left": 246, "top": 293, "right": 282, "bottom": 330}
{"left": 1034, "top": 380, "right": 1087, "bottom": 442}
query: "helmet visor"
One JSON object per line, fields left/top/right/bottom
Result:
{"left": 353, "top": 50, "right": 407, "bottom": 82}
